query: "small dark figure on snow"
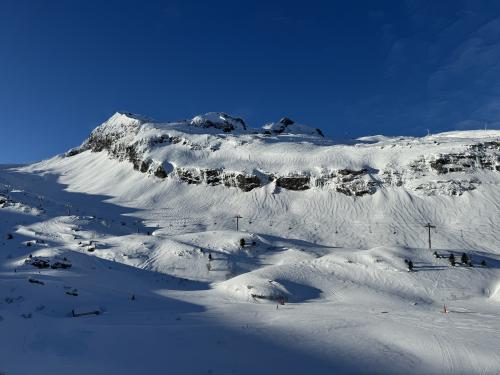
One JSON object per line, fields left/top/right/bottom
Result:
{"left": 449, "top": 253, "right": 456, "bottom": 267}
{"left": 208, "top": 253, "right": 212, "bottom": 261}
{"left": 461, "top": 253, "right": 469, "bottom": 265}
{"left": 239, "top": 238, "right": 245, "bottom": 248}
{"left": 480, "top": 259, "right": 487, "bottom": 267}
{"left": 408, "top": 260, "right": 414, "bottom": 272}
{"left": 433, "top": 251, "right": 439, "bottom": 259}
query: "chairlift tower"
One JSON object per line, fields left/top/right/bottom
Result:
{"left": 424, "top": 223, "right": 436, "bottom": 250}
{"left": 234, "top": 215, "right": 242, "bottom": 231}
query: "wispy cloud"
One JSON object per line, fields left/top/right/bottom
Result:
{"left": 375, "top": 2, "right": 500, "bottom": 131}
{"left": 428, "top": 16, "right": 500, "bottom": 128}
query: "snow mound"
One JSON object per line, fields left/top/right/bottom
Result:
{"left": 218, "top": 272, "right": 322, "bottom": 303}
{"left": 262, "top": 117, "right": 324, "bottom": 137}
{"left": 190, "top": 112, "right": 247, "bottom": 132}
{"left": 356, "top": 135, "right": 395, "bottom": 143}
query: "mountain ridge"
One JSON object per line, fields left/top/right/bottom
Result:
{"left": 64, "top": 111, "right": 500, "bottom": 197}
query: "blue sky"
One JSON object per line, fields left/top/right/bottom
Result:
{"left": 2, "top": 0, "right": 500, "bottom": 162}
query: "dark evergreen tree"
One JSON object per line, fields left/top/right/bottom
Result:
{"left": 408, "top": 260, "right": 414, "bottom": 272}
{"left": 449, "top": 253, "right": 456, "bottom": 267}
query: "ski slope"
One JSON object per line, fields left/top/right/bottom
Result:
{"left": 0, "top": 113, "right": 499, "bottom": 374}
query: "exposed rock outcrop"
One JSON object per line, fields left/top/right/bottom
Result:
{"left": 66, "top": 112, "right": 146, "bottom": 157}
{"left": 262, "top": 117, "right": 324, "bottom": 138}
{"left": 175, "top": 168, "right": 262, "bottom": 192}
{"left": 315, "top": 169, "right": 377, "bottom": 196}
{"left": 410, "top": 141, "right": 499, "bottom": 175}
{"left": 380, "top": 140, "right": 499, "bottom": 196}
{"left": 190, "top": 112, "right": 246, "bottom": 132}
{"left": 224, "top": 173, "right": 262, "bottom": 192}
{"left": 154, "top": 165, "right": 168, "bottom": 179}
{"left": 176, "top": 168, "right": 202, "bottom": 185}
{"left": 414, "top": 179, "right": 479, "bottom": 196}
{"left": 276, "top": 176, "right": 310, "bottom": 191}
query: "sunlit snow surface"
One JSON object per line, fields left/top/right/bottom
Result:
{"left": 0, "top": 122, "right": 499, "bottom": 374}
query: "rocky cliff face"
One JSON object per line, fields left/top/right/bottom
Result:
{"left": 175, "top": 168, "right": 262, "bottom": 192}
{"left": 66, "top": 112, "right": 500, "bottom": 197}
{"left": 315, "top": 169, "right": 377, "bottom": 196}
{"left": 380, "top": 141, "right": 500, "bottom": 196}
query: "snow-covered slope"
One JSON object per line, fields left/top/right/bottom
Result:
{"left": 1, "top": 112, "right": 499, "bottom": 374}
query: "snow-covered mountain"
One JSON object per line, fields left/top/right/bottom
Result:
{"left": 1, "top": 111, "right": 499, "bottom": 374}
{"left": 66, "top": 111, "right": 499, "bottom": 196}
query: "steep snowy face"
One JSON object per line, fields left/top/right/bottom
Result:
{"left": 262, "top": 117, "right": 325, "bottom": 137}
{"left": 64, "top": 112, "right": 500, "bottom": 197}
{"left": 91, "top": 112, "right": 150, "bottom": 136}
{"left": 67, "top": 112, "right": 147, "bottom": 155}
{"left": 67, "top": 112, "right": 170, "bottom": 178}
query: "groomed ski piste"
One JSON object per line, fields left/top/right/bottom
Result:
{"left": 1, "top": 112, "right": 499, "bottom": 374}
